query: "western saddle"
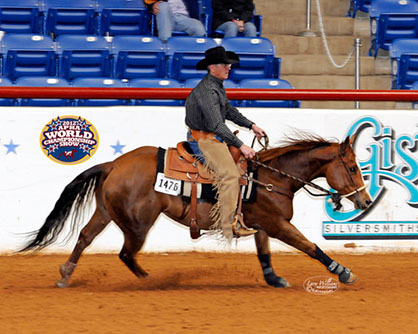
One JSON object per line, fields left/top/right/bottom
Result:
{"left": 163, "top": 138, "right": 250, "bottom": 239}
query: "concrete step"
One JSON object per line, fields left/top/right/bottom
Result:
{"left": 266, "top": 35, "right": 370, "bottom": 56}
{"left": 281, "top": 74, "right": 396, "bottom": 109}
{"left": 354, "top": 17, "right": 371, "bottom": 38}
{"left": 255, "top": 0, "right": 351, "bottom": 17}
{"left": 280, "top": 55, "right": 377, "bottom": 76}
{"left": 253, "top": 0, "right": 397, "bottom": 109}
{"left": 282, "top": 74, "right": 392, "bottom": 90}
{"left": 262, "top": 15, "right": 355, "bottom": 36}
{"left": 281, "top": 75, "right": 397, "bottom": 109}
{"left": 296, "top": 100, "right": 398, "bottom": 109}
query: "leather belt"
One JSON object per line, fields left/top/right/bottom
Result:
{"left": 189, "top": 129, "right": 220, "bottom": 143}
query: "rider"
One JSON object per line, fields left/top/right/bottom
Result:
{"left": 185, "top": 46, "right": 266, "bottom": 240}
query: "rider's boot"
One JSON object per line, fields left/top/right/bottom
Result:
{"left": 232, "top": 213, "right": 257, "bottom": 238}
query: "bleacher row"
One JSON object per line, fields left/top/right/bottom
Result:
{"left": 0, "top": 0, "right": 153, "bottom": 37}
{"left": 0, "top": 0, "right": 298, "bottom": 107}
{"left": 0, "top": 76, "right": 299, "bottom": 107}
{"left": 349, "top": 0, "right": 418, "bottom": 91}
{"left": 0, "top": 33, "right": 299, "bottom": 107}
{"left": 0, "top": 0, "right": 261, "bottom": 38}
{"left": 0, "top": 34, "right": 280, "bottom": 81}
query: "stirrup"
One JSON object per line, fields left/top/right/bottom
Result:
{"left": 232, "top": 214, "right": 257, "bottom": 238}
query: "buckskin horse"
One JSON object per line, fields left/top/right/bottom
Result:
{"left": 21, "top": 133, "right": 372, "bottom": 288}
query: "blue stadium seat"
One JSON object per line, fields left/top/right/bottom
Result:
{"left": 112, "top": 35, "right": 166, "bottom": 80}
{"left": 0, "top": 77, "right": 16, "bottom": 106}
{"left": 128, "top": 78, "right": 183, "bottom": 106}
{"left": 348, "top": 0, "right": 371, "bottom": 18}
{"left": 72, "top": 77, "right": 130, "bottom": 106}
{"left": 166, "top": 36, "right": 218, "bottom": 82}
{"left": 0, "top": 0, "right": 43, "bottom": 33}
{"left": 220, "top": 37, "right": 280, "bottom": 82}
{"left": 97, "top": 0, "right": 151, "bottom": 36}
{"left": 183, "top": 78, "right": 237, "bottom": 89}
{"left": 390, "top": 38, "right": 418, "bottom": 89}
{"left": 369, "top": 0, "right": 418, "bottom": 57}
{"left": 183, "top": 77, "right": 240, "bottom": 106}
{"left": 56, "top": 35, "right": 112, "bottom": 81}
{"left": 43, "top": 0, "right": 97, "bottom": 37}
{"left": 0, "top": 34, "right": 57, "bottom": 81}
{"left": 15, "top": 76, "right": 72, "bottom": 106}
{"left": 239, "top": 79, "right": 300, "bottom": 108}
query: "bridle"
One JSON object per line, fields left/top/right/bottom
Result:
{"left": 247, "top": 135, "right": 367, "bottom": 211}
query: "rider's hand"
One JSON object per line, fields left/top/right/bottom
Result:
{"left": 152, "top": 1, "right": 161, "bottom": 15}
{"left": 251, "top": 124, "right": 266, "bottom": 140}
{"left": 240, "top": 144, "right": 256, "bottom": 159}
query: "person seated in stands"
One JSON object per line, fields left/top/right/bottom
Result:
{"left": 212, "top": 0, "right": 257, "bottom": 37}
{"left": 146, "top": 0, "right": 206, "bottom": 42}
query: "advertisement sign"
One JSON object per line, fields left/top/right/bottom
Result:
{"left": 323, "top": 115, "right": 418, "bottom": 240}
{"left": 1, "top": 107, "right": 417, "bottom": 252}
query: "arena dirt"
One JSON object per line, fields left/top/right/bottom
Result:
{"left": 1, "top": 252, "right": 417, "bottom": 334}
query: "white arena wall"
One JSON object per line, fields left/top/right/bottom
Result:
{"left": 1, "top": 106, "right": 418, "bottom": 253}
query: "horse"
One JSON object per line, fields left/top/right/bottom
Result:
{"left": 20, "top": 133, "right": 372, "bottom": 288}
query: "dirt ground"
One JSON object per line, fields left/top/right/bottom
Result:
{"left": 1, "top": 252, "right": 418, "bottom": 334}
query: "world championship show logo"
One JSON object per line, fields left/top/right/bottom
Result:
{"left": 40, "top": 116, "right": 99, "bottom": 165}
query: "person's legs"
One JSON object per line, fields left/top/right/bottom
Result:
{"left": 244, "top": 22, "right": 257, "bottom": 37}
{"left": 198, "top": 139, "right": 240, "bottom": 240}
{"left": 155, "top": 2, "right": 174, "bottom": 41}
{"left": 215, "top": 21, "right": 239, "bottom": 37}
{"left": 173, "top": 13, "right": 206, "bottom": 36}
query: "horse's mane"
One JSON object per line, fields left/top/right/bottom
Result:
{"left": 258, "top": 132, "right": 337, "bottom": 162}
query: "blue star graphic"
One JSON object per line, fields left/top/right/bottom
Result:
{"left": 4, "top": 139, "right": 19, "bottom": 154}
{"left": 111, "top": 140, "right": 126, "bottom": 155}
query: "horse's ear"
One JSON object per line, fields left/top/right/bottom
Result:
{"left": 341, "top": 136, "right": 350, "bottom": 152}
{"left": 349, "top": 132, "right": 357, "bottom": 147}
{"left": 341, "top": 134, "right": 356, "bottom": 152}
{"left": 340, "top": 135, "right": 355, "bottom": 152}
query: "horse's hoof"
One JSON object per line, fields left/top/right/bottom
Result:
{"left": 339, "top": 268, "right": 358, "bottom": 285}
{"left": 56, "top": 278, "right": 69, "bottom": 288}
{"left": 276, "top": 277, "right": 292, "bottom": 288}
{"left": 265, "top": 275, "right": 291, "bottom": 288}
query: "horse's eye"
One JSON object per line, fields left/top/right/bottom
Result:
{"left": 349, "top": 166, "right": 357, "bottom": 173}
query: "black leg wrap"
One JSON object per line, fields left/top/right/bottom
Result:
{"left": 314, "top": 246, "right": 356, "bottom": 284}
{"left": 328, "top": 260, "right": 355, "bottom": 283}
{"left": 257, "top": 254, "right": 289, "bottom": 288}
{"left": 314, "top": 245, "right": 333, "bottom": 267}
{"left": 327, "top": 260, "right": 344, "bottom": 275}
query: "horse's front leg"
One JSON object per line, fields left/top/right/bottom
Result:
{"left": 269, "top": 217, "right": 357, "bottom": 285}
{"left": 254, "top": 230, "right": 290, "bottom": 288}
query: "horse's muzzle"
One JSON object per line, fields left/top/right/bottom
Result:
{"left": 355, "top": 196, "right": 373, "bottom": 210}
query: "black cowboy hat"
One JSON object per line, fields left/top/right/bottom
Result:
{"left": 196, "top": 46, "right": 239, "bottom": 70}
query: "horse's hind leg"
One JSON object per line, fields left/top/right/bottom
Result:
{"left": 56, "top": 208, "right": 110, "bottom": 288}
{"left": 254, "top": 230, "right": 290, "bottom": 288}
{"left": 119, "top": 230, "right": 150, "bottom": 278}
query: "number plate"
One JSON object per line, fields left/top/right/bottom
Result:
{"left": 154, "top": 173, "right": 181, "bottom": 196}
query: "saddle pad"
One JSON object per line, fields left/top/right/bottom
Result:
{"left": 156, "top": 147, "right": 256, "bottom": 202}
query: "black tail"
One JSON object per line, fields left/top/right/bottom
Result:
{"left": 20, "top": 162, "right": 112, "bottom": 252}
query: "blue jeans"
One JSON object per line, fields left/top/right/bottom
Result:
{"left": 156, "top": 2, "right": 206, "bottom": 41}
{"left": 216, "top": 21, "right": 257, "bottom": 38}
{"left": 187, "top": 131, "right": 223, "bottom": 164}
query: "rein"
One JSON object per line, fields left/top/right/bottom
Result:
{"left": 246, "top": 159, "right": 345, "bottom": 211}
{"left": 247, "top": 135, "right": 366, "bottom": 211}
